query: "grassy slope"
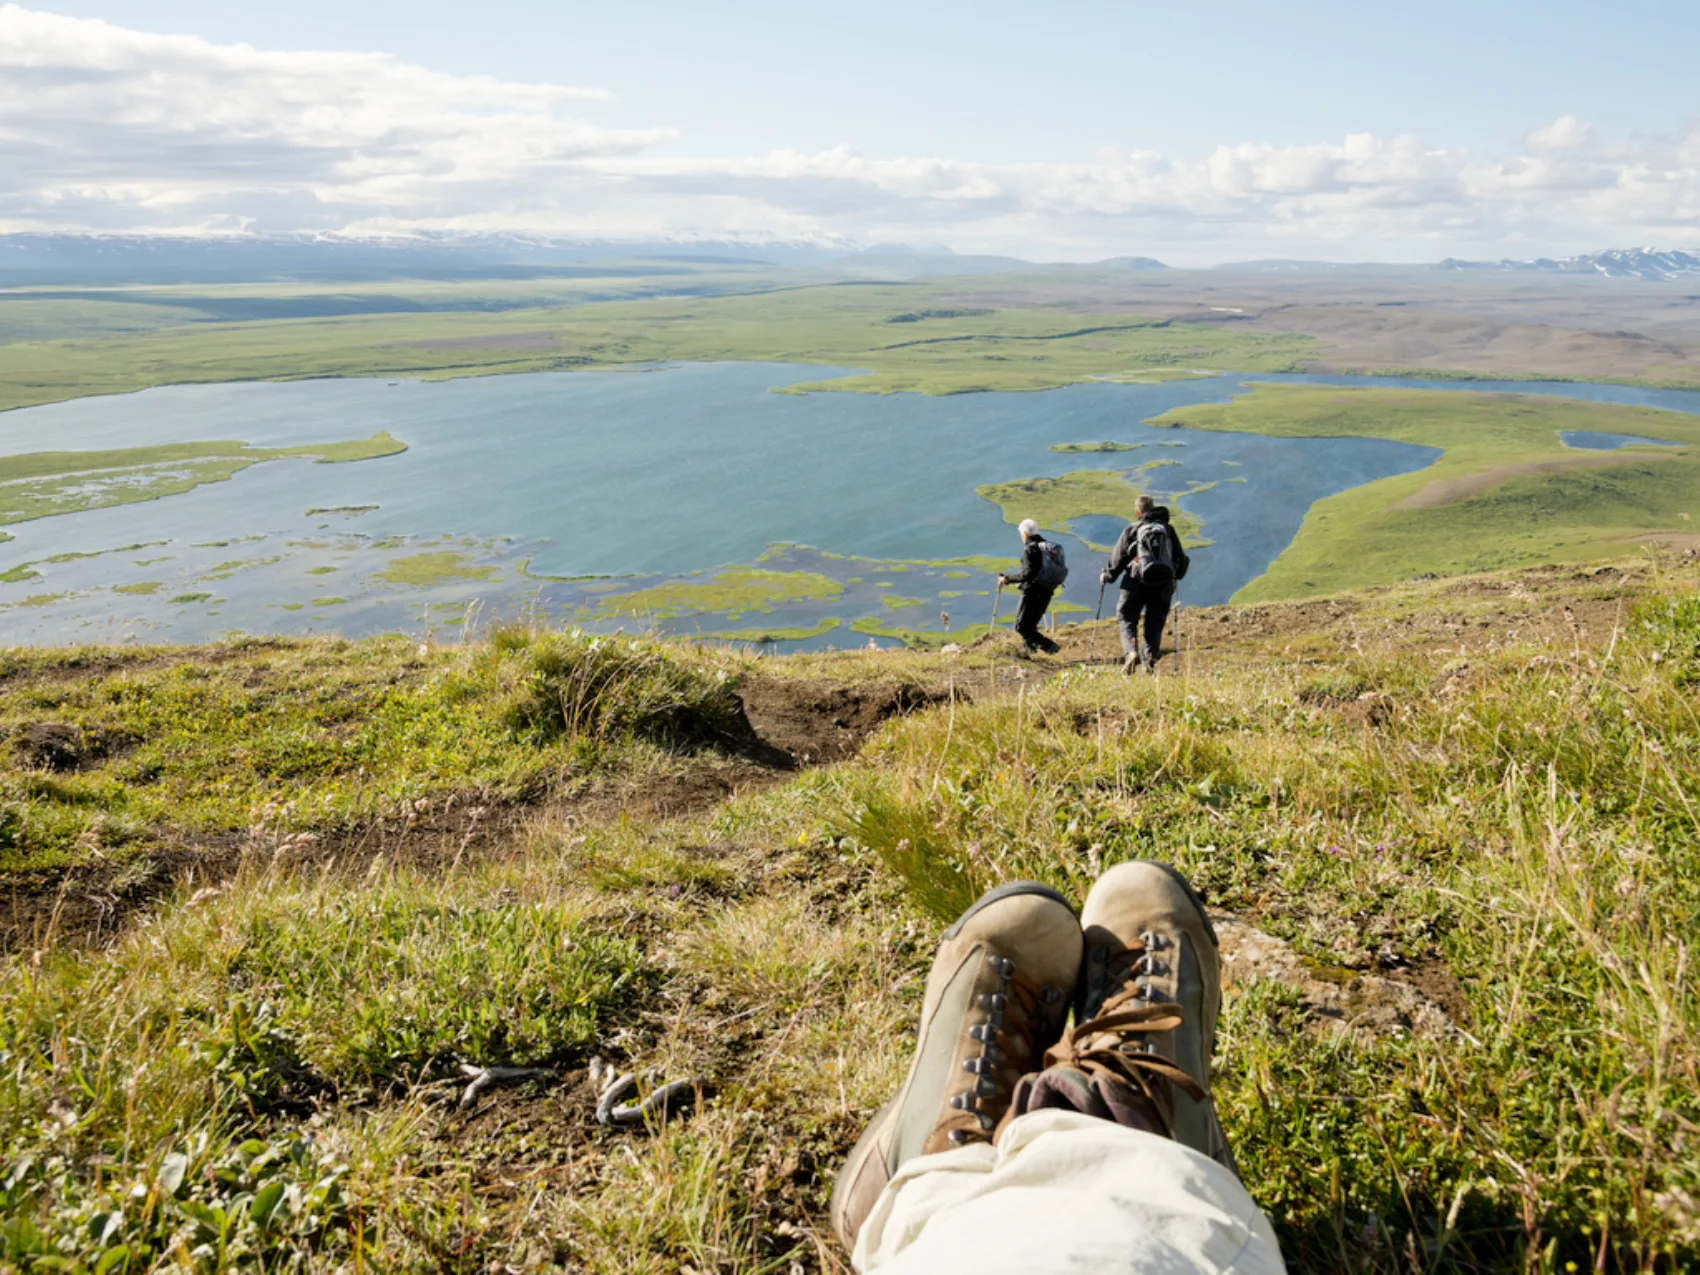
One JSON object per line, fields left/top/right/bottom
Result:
{"left": 1148, "top": 384, "right": 1700, "bottom": 601}
{"left": 0, "top": 283, "right": 1321, "bottom": 414}
{"left": 2, "top": 560, "right": 1697, "bottom": 1271}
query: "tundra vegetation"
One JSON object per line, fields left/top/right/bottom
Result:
{"left": 0, "top": 556, "right": 1694, "bottom": 1271}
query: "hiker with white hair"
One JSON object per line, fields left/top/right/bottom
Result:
{"left": 998, "top": 518, "right": 1066, "bottom": 654}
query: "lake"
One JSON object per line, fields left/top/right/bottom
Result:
{"left": 2, "top": 364, "right": 1698, "bottom": 648}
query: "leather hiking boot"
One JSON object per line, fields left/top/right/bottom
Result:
{"left": 830, "top": 881, "right": 1082, "bottom": 1253}
{"left": 1069, "top": 860, "right": 1239, "bottom": 1173}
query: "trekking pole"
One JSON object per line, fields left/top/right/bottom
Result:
{"left": 1093, "top": 578, "right": 1107, "bottom": 664}
{"left": 989, "top": 579, "right": 1004, "bottom": 634}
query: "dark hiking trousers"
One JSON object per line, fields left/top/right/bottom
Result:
{"left": 1015, "top": 584, "right": 1059, "bottom": 652}
{"left": 1118, "top": 577, "right": 1175, "bottom": 664}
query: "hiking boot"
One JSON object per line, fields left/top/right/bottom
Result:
{"left": 1122, "top": 650, "right": 1143, "bottom": 676}
{"left": 830, "top": 881, "right": 1082, "bottom": 1252}
{"left": 1060, "top": 860, "right": 1238, "bottom": 1172}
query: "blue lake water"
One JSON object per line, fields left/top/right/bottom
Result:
{"left": 1561, "top": 430, "right": 1686, "bottom": 450}
{"left": 2, "top": 363, "right": 1698, "bottom": 647}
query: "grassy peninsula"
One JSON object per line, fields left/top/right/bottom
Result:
{"left": 0, "top": 434, "right": 406, "bottom": 527}
{"left": 1148, "top": 385, "right": 1700, "bottom": 600}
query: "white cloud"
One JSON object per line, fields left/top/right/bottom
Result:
{"left": 0, "top": 5, "right": 1696, "bottom": 261}
{"left": 1524, "top": 113, "right": 1596, "bottom": 154}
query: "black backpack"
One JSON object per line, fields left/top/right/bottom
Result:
{"left": 1135, "top": 520, "right": 1176, "bottom": 583}
{"left": 1035, "top": 538, "right": 1069, "bottom": 588}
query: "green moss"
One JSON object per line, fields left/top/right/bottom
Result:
{"left": 13, "top": 592, "right": 65, "bottom": 608}
{"left": 943, "top": 570, "right": 971, "bottom": 579}
{"left": 0, "top": 564, "right": 41, "bottom": 584}
{"left": 306, "top": 566, "right": 338, "bottom": 576}
{"left": 881, "top": 595, "right": 925, "bottom": 610}
{"left": 168, "top": 592, "right": 214, "bottom": 604}
{"left": 1050, "top": 441, "right": 1143, "bottom": 453}
{"left": 375, "top": 552, "right": 499, "bottom": 588}
{"left": 112, "top": 581, "right": 164, "bottom": 596}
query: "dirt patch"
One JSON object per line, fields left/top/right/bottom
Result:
{"left": 1393, "top": 452, "right": 1675, "bottom": 510}
{"left": 405, "top": 330, "right": 559, "bottom": 351}
{"left": 1215, "top": 914, "right": 1456, "bottom": 1039}
{"left": 12, "top": 722, "right": 135, "bottom": 772}
{"left": 735, "top": 676, "right": 949, "bottom": 765}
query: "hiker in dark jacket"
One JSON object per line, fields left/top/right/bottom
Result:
{"left": 999, "top": 518, "right": 1063, "bottom": 654}
{"left": 1102, "top": 495, "right": 1189, "bottom": 673}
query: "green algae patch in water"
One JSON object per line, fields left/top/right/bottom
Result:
{"left": 1050, "top": 441, "right": 1143, "bottom": 453}
{"left": 376, "top": 552, "right": 499, "bottom": 587}
{"left": 599, "top": 567, "right": 841, "bottom": 620}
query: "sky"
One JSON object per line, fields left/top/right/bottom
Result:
{"left": 2, "top": 1, "right": 1697, "bottom": 263}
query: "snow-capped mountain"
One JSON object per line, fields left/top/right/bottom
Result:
{"left": 1439, "top": 248, "right": 1700, "bottom": 281}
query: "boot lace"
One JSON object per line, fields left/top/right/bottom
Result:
{"left": 945, "top": 953, "right": 1059, "bottom": 1146}
{"left": 1047, "top": 932, "right": 1205, "bottom": 1137}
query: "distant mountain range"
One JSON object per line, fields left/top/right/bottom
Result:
{"left": 0, "top": 232, "right": 1040, "bottom": 285}
{"left": 4, "top": 232, "right": 1695, "bottom": 286}
{"left": 1438, "top": 248, "right": 1700, "bottom": 281}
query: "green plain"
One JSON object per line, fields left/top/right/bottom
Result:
{"left": 0, "top": 283, "right": 1320, "bottom": 414}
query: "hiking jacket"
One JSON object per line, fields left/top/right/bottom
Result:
{"left": 1104, "top": 508, "right": 1189, "bottom": 588}
{"left": 1002, "top": 536, "right": 1049, "bottom": 590}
